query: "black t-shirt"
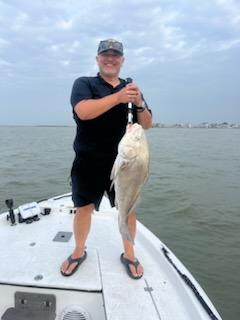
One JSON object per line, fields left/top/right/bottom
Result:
{"left": 71, "top": 74, "right": 132, "bottom": 157}
{"left": 70, "top": 73, "right": 148, "bottom": 159}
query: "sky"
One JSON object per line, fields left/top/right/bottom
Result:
{"left": 0, "top": 0, "right": 240, "bottom": 125}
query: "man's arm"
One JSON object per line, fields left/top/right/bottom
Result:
{"left": 126, "top": 83, "right": 152, "bottom": 129}
{"left": 136, "top": 107, "right": 152, "bottom": 129}
{"left": 74, "top": 84, "right": 141, "bottom": 120}
{"left": 74, "top": 93, "right": 120, "bottom": 120}
{"left": 73, "top": 81, "right": 152, "bottom": 128}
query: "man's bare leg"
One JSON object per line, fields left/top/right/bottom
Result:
{"left": 122, "top": 212, "right": 144, "bottom": 277}
{"left": 60, "top": 203, "right": 94, "bottom": 275}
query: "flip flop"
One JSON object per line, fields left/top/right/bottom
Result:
{"left": 120, "top": 253, "right": 143, "bottom": 280}
{"left": 61, "top": 251, "right": 87, "bottom": 277}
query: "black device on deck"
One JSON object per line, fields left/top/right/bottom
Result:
{"left": 5, "top": 199, "right": 16, "bottom": 226}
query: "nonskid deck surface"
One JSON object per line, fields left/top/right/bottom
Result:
{"left": 0, "top": 194, "right": 222, "bottom": 320}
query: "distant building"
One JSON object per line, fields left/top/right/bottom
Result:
{"left": 151, "top": 122, "right": 239, "bottom": 129}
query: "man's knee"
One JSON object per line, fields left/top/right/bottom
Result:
{"left": 76, "top": 204, "right": 94, "bottom": 215}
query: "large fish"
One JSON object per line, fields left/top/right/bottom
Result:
{"left": 111, "top": 123, "right": 149, "bottom": 243}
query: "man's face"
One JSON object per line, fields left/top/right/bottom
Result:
{"left": 96, "top": 50, "right": 124, "bottom": 78}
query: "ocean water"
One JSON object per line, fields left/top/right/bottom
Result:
{"left": 0, "top": 126, "right": 239, "bottom": 320}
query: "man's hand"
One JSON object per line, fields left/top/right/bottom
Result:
{"left": 117, "top": 83, "right": 142, "bottom": 106}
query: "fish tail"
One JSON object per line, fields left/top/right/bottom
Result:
{"left": 118, "top": 217, "right": 135, "bottom": 244}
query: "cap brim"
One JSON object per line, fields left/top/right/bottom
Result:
{"left": 98, "top": 49, "right": 123, "bottom": 55}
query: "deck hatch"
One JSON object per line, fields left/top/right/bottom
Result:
{"left": 1, "top": 291, "right": 56, "bottom": 320}
{"left": 53, "top": 231, "right": 72, "bottom": 242}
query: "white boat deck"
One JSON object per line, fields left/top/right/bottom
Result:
{"left": 0, "top": 194, "right": 222, "bottom": 320}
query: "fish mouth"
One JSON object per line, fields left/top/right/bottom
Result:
{"left": 126, "top": 123, "right": 144, "bottom": 141}
{"left": 126, "top": 123, "right": 142, "bottom": 132}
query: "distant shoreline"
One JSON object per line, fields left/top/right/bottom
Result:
{"left": 153, "top": 122, "right": 240, "bottom": 129}
{"left": 0, "top": 123, "right": 239, "bottom": 129}
{"left": 0, "top": 125, "right": 75, "bottom": 128}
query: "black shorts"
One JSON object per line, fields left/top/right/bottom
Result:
{"left": 71, "top": 154, "right": 116, "bottom": 210}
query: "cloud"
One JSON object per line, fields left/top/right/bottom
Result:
{"left": 0, "top": 37, "right": 10, "bottom": 48}
{"left": 0, "top": 0, "right": 240, "bottom": 124}
{"left": 68, "top": 40, "right": 80, "bottom": 53}
{"left": 60, "top": 60, "right": 70, "bottom": 67}
{"left": 56, "top": 18, "right": 74, "bottom": 30}
{"left": 216, "top": 38, "right": 240, "bottom": 51}
{"left": 11, "top": 12, "right": 29, "bottom": 31}
{"left": 0, "top": 58, "right": 12, "bottom": 67}
{"left": 215, "top": 0, "right": 240, "bottom": 26}
{"left": 2, "top": 0, "right": 239, "bottom": 74}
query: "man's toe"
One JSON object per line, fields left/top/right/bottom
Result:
{"left": 129, "top": 265, "right": 138, "bottom": 277}
{"left": 137, "top": 264, "right": 144, "bottom": 277}
{"left": 61, "top": 260, "right": 67, "bottom": 273}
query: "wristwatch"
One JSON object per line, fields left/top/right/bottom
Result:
{"left": 135, "top": 100, "right": 146, "bottom": 112}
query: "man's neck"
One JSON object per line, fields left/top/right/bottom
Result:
{"left": 99, "top": 73, "right": 120, "bottom": 87}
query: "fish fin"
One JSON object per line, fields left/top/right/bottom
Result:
{"left": 128, "top": 196, "right": 141, "bottom": 214}
{"left": 110, "top": 180, "right": 114, "bottom": 191}
{"left": 125, "top": 191, "right": 142, "bottom": 216}
{"left": 110, "top": 160, "right": 117, "bottom": 190}
{"left": 118, "top": 215, "right": 134, "bottom": 244}
{"left": 120, "top": 229, "right": 134, "bottom": 244}
{"left": 110, "top": 158, "right": 129, "bottom": 187}
{"left": 117, "top": 158, "right": 129, "bottom": 170}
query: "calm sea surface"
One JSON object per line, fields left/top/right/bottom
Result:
{"left": 0, "top": 126, "right": 239, "bottom": 319}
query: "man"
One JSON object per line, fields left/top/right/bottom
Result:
{"left": 61, "top": 39, "right": 152, "bottom": 279}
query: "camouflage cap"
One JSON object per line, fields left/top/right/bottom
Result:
{"left": 97, "top": 39, "right": 123, "bottom": 55}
